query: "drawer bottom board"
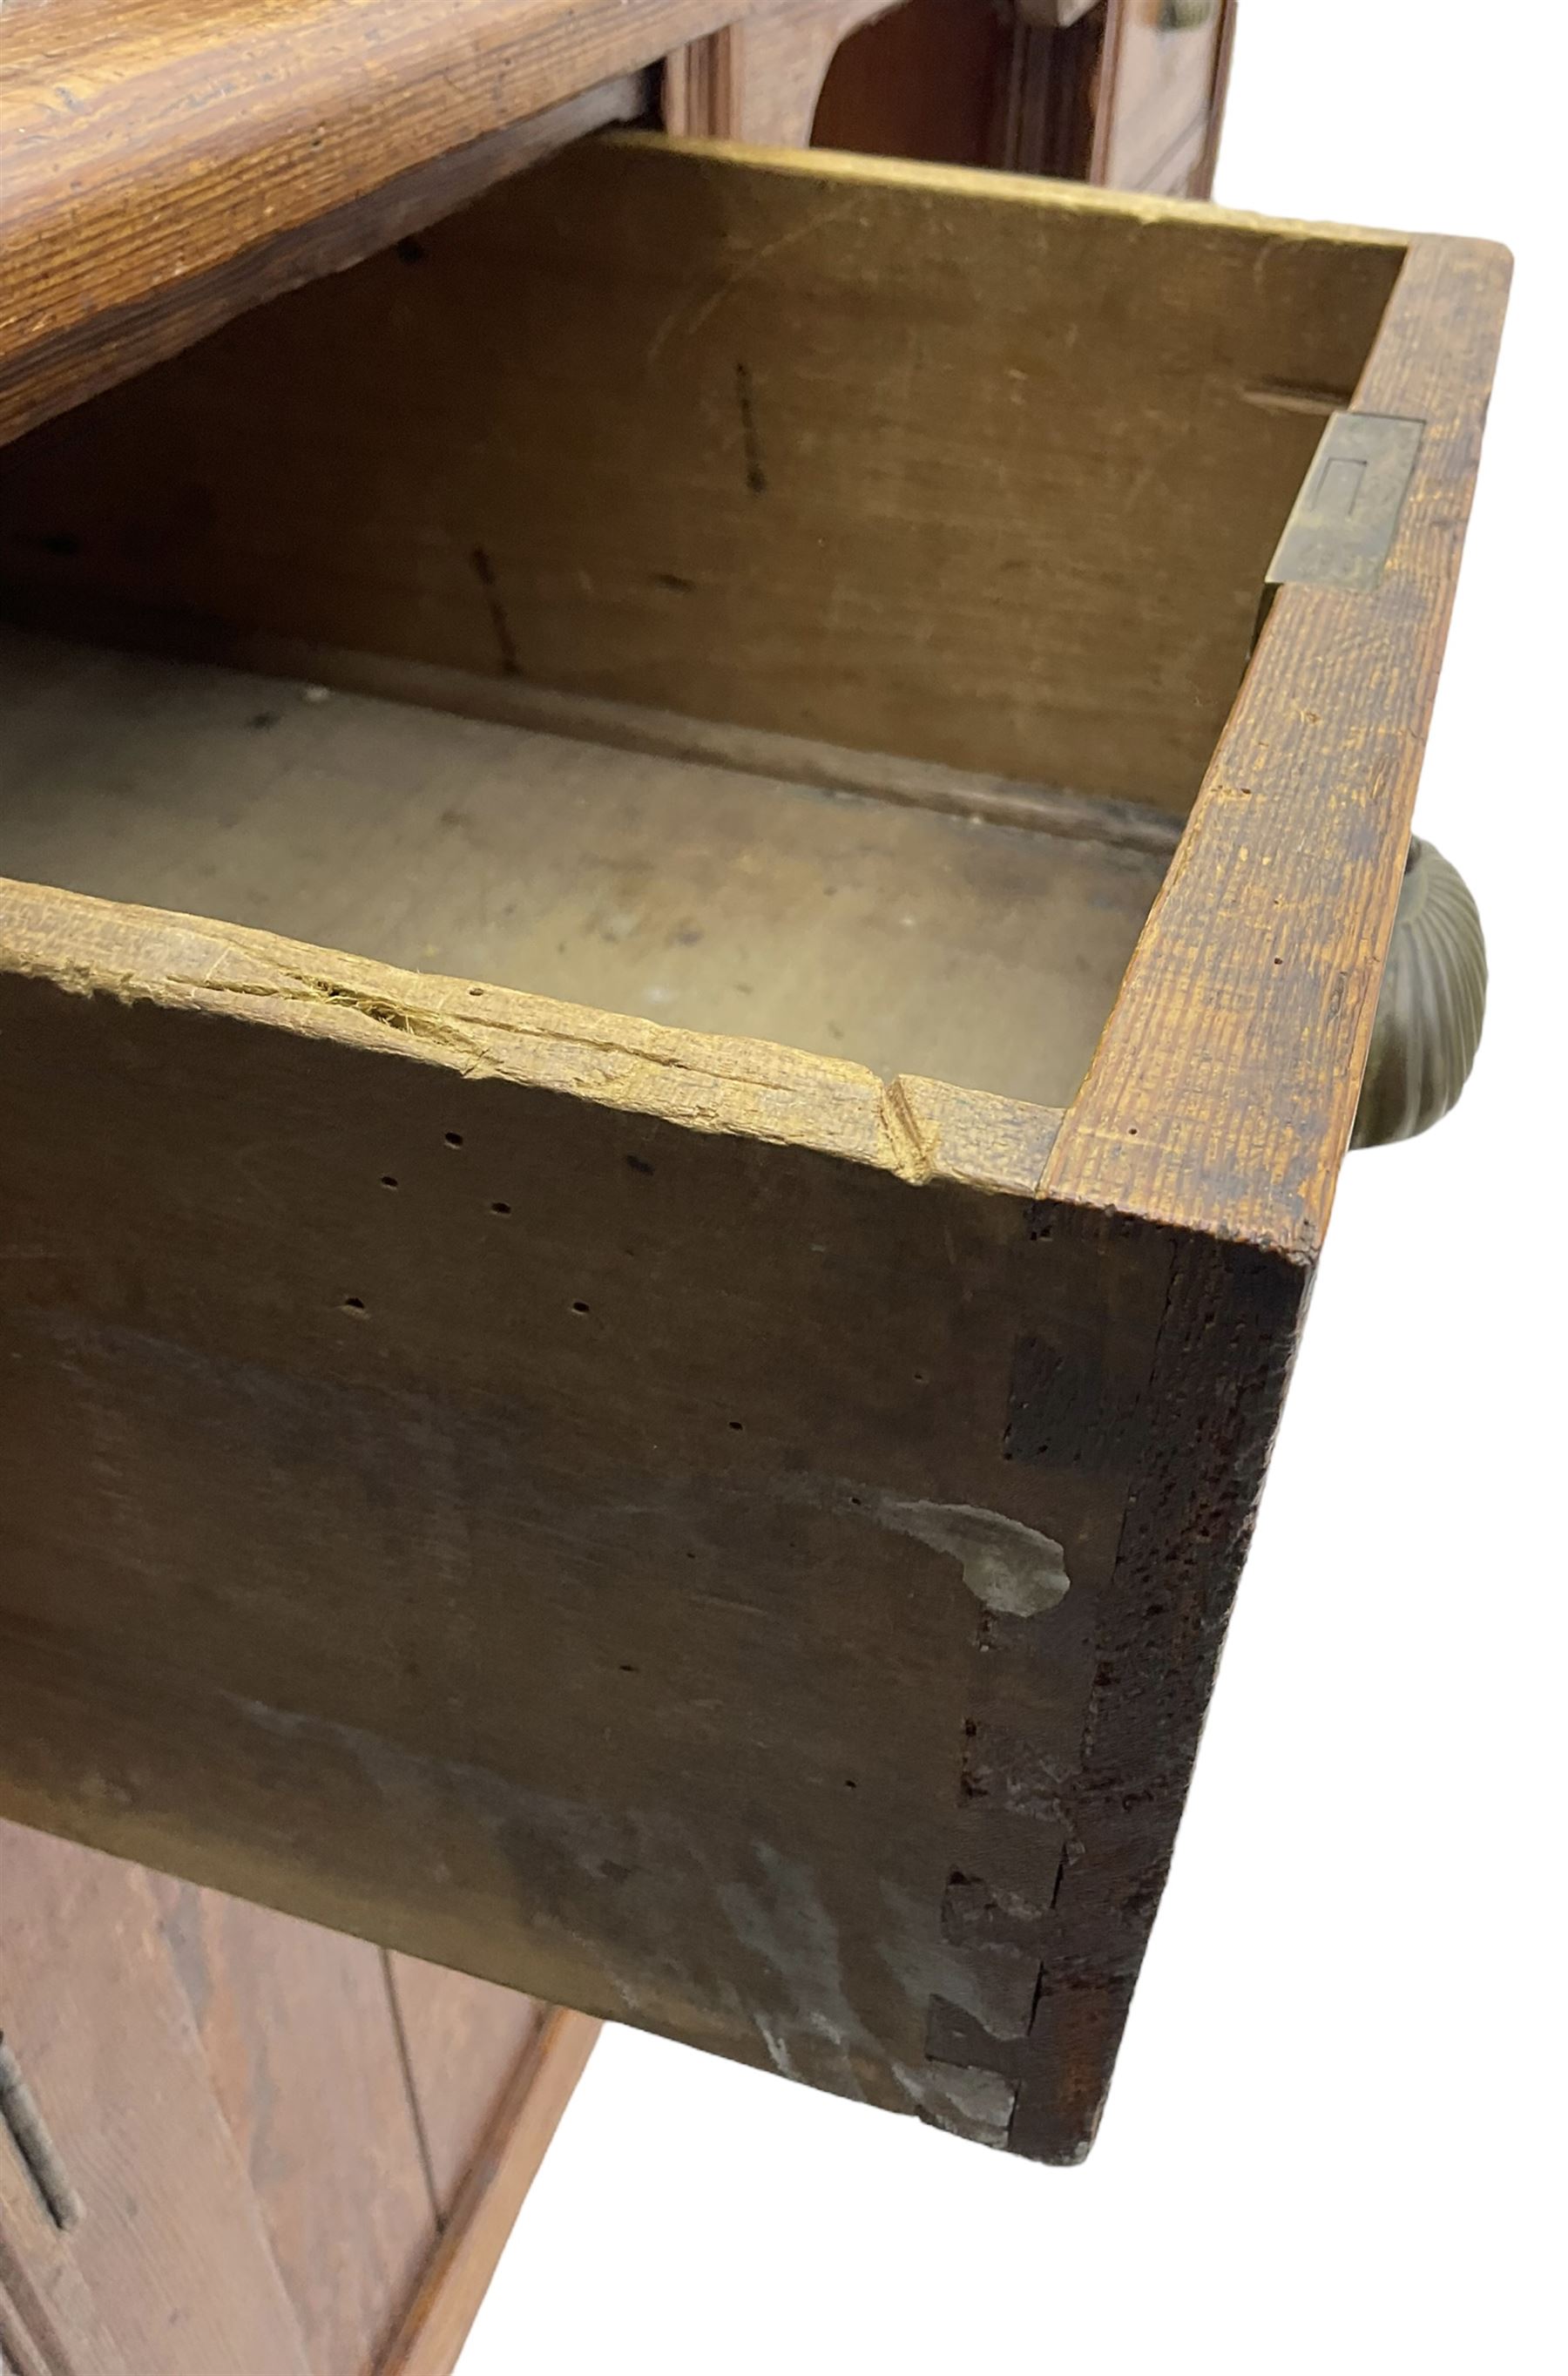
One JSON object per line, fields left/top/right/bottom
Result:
{"left": 0, "top": 626, "right": 1172, "bottom": 1114}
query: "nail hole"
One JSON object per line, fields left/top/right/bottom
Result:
{"left": 445, "top": 1132, "right": 463, "bottom": 1147}
{"left": 626, "top": 1154, "right": 654, "bottom": 1176}
{"left": 618, "top": 1662, "right": 639, "bottom": 1675}
{"left": 490, "top": 1201, "right": 511, "bottom": 1215}
{"left": 342, "top": 1296, "right": 366, "bottom": 1314}
{"left": 468, "top": 985, "right": 484, "bottom": 998}
{"left": 571, "top": 1300, "right": 590, "bottom": 1314}
{"left": 728, "top": 1418, "right": 744, "bottom": 1432}
{"left": 913, "top": 1371, "right": 928, "bottom": 1384}
{"left": 380, "top": 1175, "right": 398, "bottom": 1189}
{"left": 843, "top": 1778, "right": 857, "bottom": 1790}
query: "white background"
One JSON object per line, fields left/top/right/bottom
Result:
{"left": 460, "top": 6, "right": 1565, "bottom": 2367}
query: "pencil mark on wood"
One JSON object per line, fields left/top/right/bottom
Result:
{"left": 469, "top": 545, "right": 520, "bottom": 677}
{"left": 734, "top": 362, "right": 767, "bottom": 495}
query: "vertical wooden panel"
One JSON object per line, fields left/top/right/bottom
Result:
{"left": 810, "top": 0, "right": 1008, "bottom": 165}
{"left": 387, "top": 1959, "right": 543, "bottom": 2220}
{"left": 0, "top": 2145, "right": 127, "bottom": 2376}
{"left": 0, "top": 1822, "right": 312, "bottom": 2376}
{"left": 375, "top": 2013, "right": 600, "bottom": 2376}
{"left": 1093, "top": 0, "right": 1227, "bottom": 193}
{"left": 147, "top": 1877, "right": 439, "bottom": 2373}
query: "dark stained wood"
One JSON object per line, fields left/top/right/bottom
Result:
{"left": 0, "top": 145, "right": 1509, "bottom": 2163}
{"left": 0, "top": 874, "right": 1081, "bottom": 2147}
{"left": 995, "top": 5, "right": 1108, "bottom": 182}
{"left": 810, "top": 0, "right": 1008, "bottom": 164}
{"left": 989, "top": 1213, "right": 1306, "bottom": 2158}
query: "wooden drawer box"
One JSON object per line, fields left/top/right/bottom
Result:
{"left": 0, "top": 136, "right": 1507, "bottom": 2164}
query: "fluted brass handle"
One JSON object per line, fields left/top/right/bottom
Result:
{"left": 1351, "top": 839, "right": 1486, "bottom": 1149}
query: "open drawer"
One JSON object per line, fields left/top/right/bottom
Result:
{"left": 0, "top": 136, "right": 1507, "bottom": 2163}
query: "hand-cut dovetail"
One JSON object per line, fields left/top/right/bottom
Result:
{"left": 0, "top": 2034, "right": 84, "bottom": 2230}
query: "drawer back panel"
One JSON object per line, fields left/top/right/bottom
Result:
{"left": 0, "top": 136, "right": 1403, "bottom": 817}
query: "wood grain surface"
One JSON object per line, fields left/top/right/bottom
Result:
{"left": 2, "top": 72, "right": 654, "bottom": 455}
{"left": 0, "top": 625, "right": 1168, "bottom": 1112}
{"left": 1091, "top": 0, "right": 1232, "bottom": 193}
{"left": 0, "top": 143, "right": 1509, "bottom": 2163}
{"left": 0, "top": 137, "right": 1405, "bottom": 812}
{"left": 375, "top": 2012, "right": 600, "bottom": 2376}
{"left": 0, "top": 870, "right": 1079, "bottom": 2144}
{"left": 0, "top": 0, "right": 746, "bottom": 448}
{"left": 145, "top": 1874, "right": 437, "bottom": 2375}
{"left": 0, "top": 1825, "right": 312, "bottom": 2376}
{"left": 1045, "top": 231, "right": 1512, "bottom": 1254}
{"left": 811, "top": 0, "right": 1011, "bottom": 166}
{"left": 665, "top": 0, "right": 891, "bottom": 146}
{"left": 0, "top": 1817, "right": 589, "bottom": 2374}
{"left": 385, "top": 1956, "right": 544, "bottom": 2218}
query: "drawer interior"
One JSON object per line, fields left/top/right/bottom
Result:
{"left": 0, "top": 625, "right": 1168, "bottom": 1107}
{"left": 0, "top": 135, "right": 1408, "bottom": 1109}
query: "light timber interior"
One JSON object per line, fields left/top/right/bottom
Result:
{"left": 0, "top": 626, "right": 1171, "bottom": 1108}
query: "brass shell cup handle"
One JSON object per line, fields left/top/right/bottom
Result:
{"left": 1351, "top": 838, "right": 1487, "bottom": 1150}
